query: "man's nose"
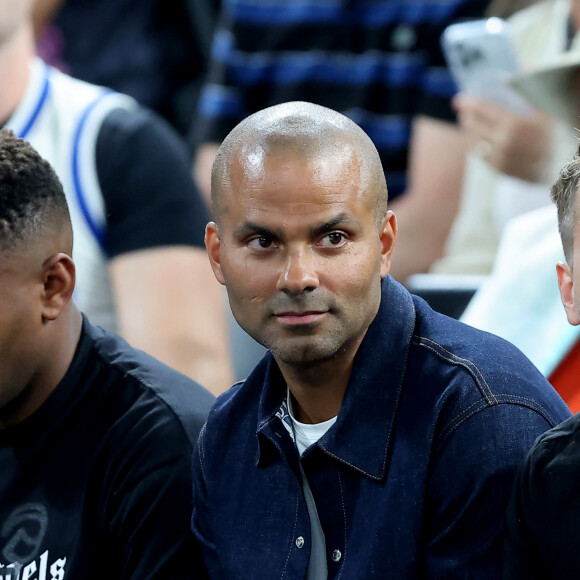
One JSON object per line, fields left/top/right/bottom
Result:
{"left": 276, "top": 249, "right": 319, "bottom": 294}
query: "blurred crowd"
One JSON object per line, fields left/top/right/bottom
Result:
{"left": 21, "top": 0, "right": 580, "bottom": 407}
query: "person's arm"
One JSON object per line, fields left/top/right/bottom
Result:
{"left": 424, "top": 404, "right": 556, "bottom": 578}
{"left": 109, "top": 247, "right": 231, "bottom": 396}
{"left": 389, "top": 116, "right": 469, "bottom": 283}
{"left": 97, "top": 107, "right": 233, "bottom": 395}
{"left": 387, "top": 0, "right": 504, "bottom": 283}
{"left": 190, "top": 1, "right": 250, "bottom": 207}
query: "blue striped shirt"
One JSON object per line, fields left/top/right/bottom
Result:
{"left": 196, "top": 0, "right": 490, "bottom": 198}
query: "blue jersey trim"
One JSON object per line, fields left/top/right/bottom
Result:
{"left": 72, "top": 90, "right": 114, "bottom": 251}
{"left": 17, "top": 65, "right": 51, "bottom": 140}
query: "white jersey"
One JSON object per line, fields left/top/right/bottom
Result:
{"left": 7, "top": 58, "right": 137, "bottom": 332}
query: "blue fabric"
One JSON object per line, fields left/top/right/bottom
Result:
{"left": 229, "top": 0, "right": 466, "bottom": 26}
{"left": 196, "top": 0, "right": 491, "bottom": 198}
{"left": 192, "top": 276, "right": 571, "bottom": 578}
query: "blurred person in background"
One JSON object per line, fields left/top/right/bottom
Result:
{"left": 33, "top": 0, "right": 221, "bottom": 146}
{"left": 456, "top": 0, "right": 580, "bottom": 413}
{"left": 1, "top": 0, "right": 233, "bottom": 394}
{"left": 431, "top": 0, "right": 576, "bottom": 276}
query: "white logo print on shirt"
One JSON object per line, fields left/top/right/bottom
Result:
{"left": 0, "top": 504, "right": 66, "bottom": 580}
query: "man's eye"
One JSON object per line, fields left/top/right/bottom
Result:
{"left": 248, "top": 236, "right": 275, "bottom": 249}
{"left": 318, "top": 232, "right": 346, "bottom": 247}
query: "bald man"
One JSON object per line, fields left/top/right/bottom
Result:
{"left": 191, "top": 102, "right": 569, "bottom": 579}
{"left": 0, "top": 129, "right": 215, "bottom": 578}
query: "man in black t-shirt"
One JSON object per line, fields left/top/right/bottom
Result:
{"left": 0, "top": 128, "right": 214, "bottom": 578}
{"left": 1, "top": 0, "right": 233, "bottom": 396}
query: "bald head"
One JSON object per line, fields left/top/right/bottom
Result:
{"left": 211, "top": 102, "right": 388, "bottom": 227}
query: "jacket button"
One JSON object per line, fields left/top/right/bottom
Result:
{"left": 331, "top": 549, "right": 342, "bottom": 562}
{"left": 295, "top": 536, "right": 305, "bottom": 549}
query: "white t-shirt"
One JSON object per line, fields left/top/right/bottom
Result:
{"left": 287, "top": 392, "right": 337, "bottom": 455}
{"left": 284, "top": 390, "right": 338, "bottom": 580}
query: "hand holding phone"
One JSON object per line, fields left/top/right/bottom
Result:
{"left": 441, "top": 17, "right": 531, "bottom": 114}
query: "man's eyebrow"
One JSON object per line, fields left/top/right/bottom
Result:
{"left": 314, "top": 213, "right": 360, "bottom": 235}
{"left": 232, "top": 214, "right": 360, "bottom": 239}
{"left": 233, "top": 221, "right": 281, "bottom": 239}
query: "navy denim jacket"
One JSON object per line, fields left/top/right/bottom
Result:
{"left": 192, "top": 276, "right": 570, "bottom": 579}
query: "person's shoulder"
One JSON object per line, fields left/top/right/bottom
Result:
{"left": 527, "top": 413, "right": 580, "bottom": 471}
{"left": 411, "top": 295, "right": 569, "bottom": 421}
{"left": 206, "top": 374, "right": 262, "bottom": 426}
{"left": 46, "top": 62, "right": 134, "bottom": 113}
{"left": 47, "top": 63, "right": 169, "bottom": 144}
{"left": 97, "top": 103, "right": 188, "bottom": 154}
{"left": 83, "top": 319, "right": 215, "bottom": 444}
{"left": 514, "top": 413, "right": 580, "bottom": 506}
{"left": 412, "top": 292, "right": 538, "bottom": 367}
{"left": 100, "top": 104, "right": 170, "bottom": 136}
{"left": 47, "top": 62, "right": 104, "bottom": 98}
{"left": 202, "top": 381, "right": 246, "bottom": 435}
{"left": 95, "top": 102, "right": 194, "bottom": 186}
{"left": 200, "top": 356, "right": 271, "bottom": 444}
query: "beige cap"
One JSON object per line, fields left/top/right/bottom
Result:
{"left": 509, "top": 42, "right": 580, "bottom": 126}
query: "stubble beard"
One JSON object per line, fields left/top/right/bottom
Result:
{"left": 267, "top": 333, "right": 345, "bottom": 368}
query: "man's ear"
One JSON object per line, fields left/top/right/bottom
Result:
{"left": 379, "top": 210, "right": 397, "bottom": 279}
{"left": 205, "top": 222, "right": 226, "bottom": 285}
{"left": 557, "top": 261, "right": 580, "bottom": 325}
{"left": 41, "top": 253, "right": 75, "bottom": 321}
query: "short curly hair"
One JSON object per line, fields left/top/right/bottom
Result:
{"left": 0, "top": 129, "right": 70, "bottom": 252}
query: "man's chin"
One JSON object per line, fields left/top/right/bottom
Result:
{"left": 269, "top": 340, "right": 340, "bottom": 367}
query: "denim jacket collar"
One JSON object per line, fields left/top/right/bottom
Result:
{"left": 254, "top": 276, "right": 416, "bottom": 481}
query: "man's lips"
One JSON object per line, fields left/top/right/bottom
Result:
{"left": 274, "top": 311, "right": 327, "bottom": 325}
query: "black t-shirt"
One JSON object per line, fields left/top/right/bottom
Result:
{"left": 504, "top": 412, "right": 580, "bottom": 579}
{"left": 96, "top": 106, "right": 210, "bottom": 259}
{"left": 0, "top": 317, "right": 214, "bottom": 579}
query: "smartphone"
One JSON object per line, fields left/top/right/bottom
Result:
{"left": 441, "top": 17, "right": 530, "bottom": 113}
